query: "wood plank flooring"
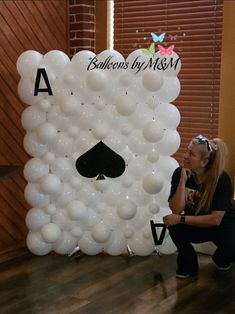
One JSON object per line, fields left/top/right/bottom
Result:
{"left": 0, "top": 250, "right": 235, "bottom": 314}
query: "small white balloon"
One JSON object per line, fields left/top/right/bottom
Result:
{"left": 78, "top": 231, "right": 103, "bottom": 255}
{"left": 86, "top": 70, "right": 108, "bottom": 91}
{"left": 142, "top": 70, "right": 163, "bottom": 92}
{"left": 91, "top": 223, "right": 111, "bottom": 243}
{"left": 115, "top": 94, "right": 137, "bottom": 116}
{"left": 142, "top": 121, "right": 164, "bottom": 143}
{"left": 59, "top": 94, "right": 80, "bottom": 116}
{"left": 37, "top": 122, "right": 57, "bottom": 144}
{"left": 116, "top": 199, "right": 137, "bottom": 220}
{"left": 40, "top": 174, "right": 61, "bottom": 195}
{"left": 142, "top": 174, "right": 164, "bottom": 194}
{"left": 41, "top": 223, "right": 62, "bottom": 243}
{"left": 53, "top": 231, "right": 77, "bottom": 255}
{"left": 67, "top": 200, "right": 87, "bottom": 220}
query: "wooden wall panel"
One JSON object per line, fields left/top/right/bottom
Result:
{"left": 0, "top": 0, "right": 68, "bottom": 259}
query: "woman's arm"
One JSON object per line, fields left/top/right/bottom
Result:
{"left": 169, "top": 167, "right": 190, "bottom": 214}
{"left": 163, "top": 210, "right": 225, "bottom": 227}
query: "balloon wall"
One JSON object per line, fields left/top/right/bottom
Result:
{"left": 17, "top": 48, "right": 181, "bottom": 256}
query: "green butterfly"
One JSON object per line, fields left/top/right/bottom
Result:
{"left": 141, "top": 42, "right": 155, "bottom": 56}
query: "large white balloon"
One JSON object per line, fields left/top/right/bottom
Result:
{"left": 24, "top": 158, "right": 49, "bottom": 182}
{"left": 17, "top": 50, "right": 43, "bottom": 77}
{"left": 27, "top": 231, "right": 52, "bottom": 256}
{"left": 25, "top": 208, "right": 51, "bottom": 231}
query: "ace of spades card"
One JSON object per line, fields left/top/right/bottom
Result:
{"left": 19, "top": 49, "right": 180, "bottom": 256}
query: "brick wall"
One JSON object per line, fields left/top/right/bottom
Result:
{"left": 69, "top": 0, "right": 95, "bottom": 57}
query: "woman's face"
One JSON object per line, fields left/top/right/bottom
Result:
{"left": 183, "top": 142, "right": 207, "bottom": 172}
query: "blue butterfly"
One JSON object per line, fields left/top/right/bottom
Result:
{"left": 151, "top": 32, "right": 165, "bottom": 43}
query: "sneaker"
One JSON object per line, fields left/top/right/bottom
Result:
{"left": 176, "top": 270, "right": 198, "bottom": 279}
{"left": 212, "top": 256, "right": 231, "bottom": 271}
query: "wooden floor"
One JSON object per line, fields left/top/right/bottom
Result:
{"left": 0, "top": 250, "right": 235, "bottom": 314}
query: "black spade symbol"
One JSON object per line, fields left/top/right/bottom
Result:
{"left": 150, "top": 221, "right": 167, "bottom": 245}
{"left": 75, "top": 141, "right": 126, "bottom": 180}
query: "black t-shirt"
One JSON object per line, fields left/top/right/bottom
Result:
{"left": 169, "top": 167, "right": 235, "bottom": 218}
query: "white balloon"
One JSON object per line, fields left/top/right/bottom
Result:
{"left": 24, "top": 183, "right": 50, "bottom": 208}
{"left": 44, "top": 204, "right": 57, "bottom": 215}
{"left": 51, "top": 208, "right": 76, "bottom": 231}
{"left": 53, "top": 183, "right": 76, "bottom": 207}
{"left": 128, "top": 233, "right": 154, "bottom": 256}
{"left": 27, "top": 231, "right": 52, "bottom": 256}
{"left": 128, "top": 130, "right": 152, "bottom": 155}
{"left": 58, "top": 94, "right": 80, "bottom": 116}
{"left": 21, "top": 106, "right": 46, "bottom": 131}
{"left": 156, "top": 76, "right": 181, "bottom": 103}
{"left": 36, "top": 122, "right": 58, "bottom": 143}
{"left": 47, "top": 105, "right": 72, "bottom": 132}
{"left": 71, "top": 226, "right": 84, "bottom": 239}
{"left": 156, "top": 156, "right": 179, "bottom": 180}
{"left": 18, "top": 78, "right": 42, "bottom": 106}
{"left": 38, "top": 98, "right": 52, "bottom": 112}
{"left": 41, "top": 223, "right": 62, "bottom": 243}
{"left": 119, "top": 72, "right": 133, "bottom": 86}
{"left": 67, "top": 200, "right": 87, "bottom": 220}
{"left": 156, "top": 130, "right": 181, "bottom": 156}
{"left": 115, "top": 94, "right": 137, "bottom": 116}
{"left": 155, "top": 51, "right": 181, "bottom": 76}
{"left": 42, "top": 152, "right": 55, "bottom": 164}
{"left": 142, "top": 174, "right": 164, "bottom": 194}
{"left": 157, "top": 233, "right": 177, "bottom": 255}
{"left": 116, "top": 199, "right": 137, "bottom": 220}
{"left": 50, "top": 132, "right": 74, "bottom": 157}
{"left": 40, "top": 174, "right": 61, "bottom": 194}
{"left": 148, "top": 202, "right": 161, "bottom": 214}
{"left": 142, "top": 120, "right": 164, "bottom": 143}
{"left": 51, "top": 157, "right": 74, "bottom": 181}
{"left": 43, "top": 50, "right": 70, "bottom": 75}
{"left": 17, "top": 50, "right": 43, "bottom": 77}
{"left": 78, "top": 231, "right": 103, "bottom": 255}
{"left": 71, "top": 50, "right": 96, "bottom": 74}
{"left": 156, "top": 103, "right": 180, "bottom": 130}
{"left": 23, "top": 132, "right": 48, "bottom": 157}
{"left": 91, "top": 223, "right": 111, "bottom": 243}
{"left": 86, "top": 70, "right": 108, "bottom": 91}
{"left": 53, "top": 231, "right": 77, "bottom": 254}
{"left": 25, "top": 208, "right": 51, "bottom": 231}
{"left": 104, "top": 231, "right": 127, "bottom": 256}
{"left": 142, "top": 70, "right": 163, "bottom": 91}
{"left": 91, "top": 120, "right": 109, "bottom": 140}
{"left": 24, "top": 158, "right": 49, "bottom": 182}
{"left": 147, "top": 150, "right": 160, "bottom": 163}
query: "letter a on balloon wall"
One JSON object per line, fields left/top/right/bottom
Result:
{"left": 17, "top": 41, "right": 181, "bottom": 256}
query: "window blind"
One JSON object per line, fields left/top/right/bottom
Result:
{"left": 114, "top": 0, "right": 223, "bottom": 163}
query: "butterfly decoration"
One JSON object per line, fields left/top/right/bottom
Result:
{"left": 141, "top": 42, "right": 155, "bottom": 56}
{"left": 169, "top": 34, "right": 177, "bottom": 41}
{"left": 158, "top": 45, "right": 175, "bottom": 55}
{"left": 151, "top": 32, "right": 165, "bottom": 43}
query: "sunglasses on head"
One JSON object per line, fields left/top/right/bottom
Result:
{"left": 194, "top": 134, "right": 213, "bottom": 151}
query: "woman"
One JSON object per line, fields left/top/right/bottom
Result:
{"left": 163, "top": 134, "right": 235, "bottom": 279}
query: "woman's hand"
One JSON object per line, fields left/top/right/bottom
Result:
{"left": 180, "top": 167, "right": 191, "bottom": 184}
{"left": 163, "top": 214, "right": 180, "bottom": 226}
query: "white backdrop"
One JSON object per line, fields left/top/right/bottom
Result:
{"left": 17, "top": 48, "right": 181, "bottom": 256}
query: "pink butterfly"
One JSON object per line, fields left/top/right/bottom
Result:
{"left": 158, "top": 45, "right": 175, "bottom": 55}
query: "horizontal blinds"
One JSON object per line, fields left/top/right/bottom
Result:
{"left": 114, "top": 0, "right": 223, "bottom": 163}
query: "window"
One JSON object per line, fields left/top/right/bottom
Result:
{"left": 114, "top": 0, "right": 223, "bottom": 163}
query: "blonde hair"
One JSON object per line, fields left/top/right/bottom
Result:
{"left": 191, "top": 137, "right": 228, "bottom": 214}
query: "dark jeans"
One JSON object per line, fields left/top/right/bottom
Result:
{"left": 168, "top": 218, "right": 235, "bottom": 274}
